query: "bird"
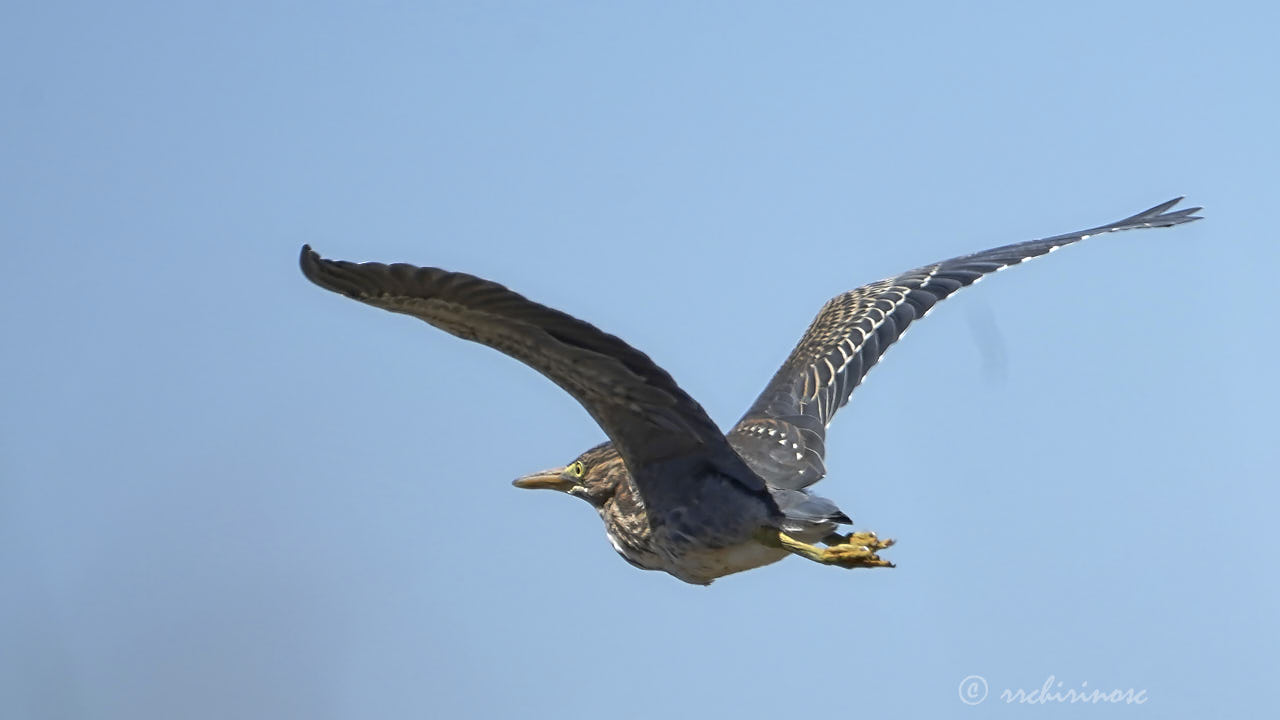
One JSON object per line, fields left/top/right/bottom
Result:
{"left": 300, "top": 197, "right": 1201, "bottom": 586}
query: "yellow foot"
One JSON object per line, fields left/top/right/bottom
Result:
{"left": 819, "top": 536, "right": 896, "bottom": 569}
{"left": 756, "top": 528, "right": 896, "bottom": 570}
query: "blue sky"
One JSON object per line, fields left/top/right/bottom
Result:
{"left": 2, "top": 2, "right": 1277, "bottom": 718}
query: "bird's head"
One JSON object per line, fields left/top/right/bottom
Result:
{"left": 512, "top": 442, "right": 624, "bottom": 508}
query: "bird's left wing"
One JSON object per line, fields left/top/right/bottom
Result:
{"left": 300, "top": 246, "right": 771, "bottom": 509}
{"left": 727, "top": 198, "right": 1202, "bottom": 489}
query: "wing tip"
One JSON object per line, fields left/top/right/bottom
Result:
{"left": 1120, "top": 196, "right": 1205, "bottom": 229}
{"left": 298, "top": 244, "right": 373, "bottom": 299}
{"left": 299, "top": 244, "right": 322, "bottom": 281}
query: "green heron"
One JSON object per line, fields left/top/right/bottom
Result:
{"left": 300, "top": 198, "right": 1200, "bottom": 585}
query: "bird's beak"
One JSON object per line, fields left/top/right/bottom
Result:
{"left": 512, "top": 467, "right": 575, "bottom": 492}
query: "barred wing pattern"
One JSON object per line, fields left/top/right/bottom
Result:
{"left": 727, "top": 198, "right": 1202, "bottom": 489}
{"left": 300, "top": 247, "right": 770, "bottom": 514}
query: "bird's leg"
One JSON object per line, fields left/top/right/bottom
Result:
{"left": 754, "top": 528, "right": 895, "bottom": 569}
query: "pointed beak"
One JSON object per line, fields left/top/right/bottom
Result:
{"left": 512, "top": 467, "right": 575, "bottom": 492}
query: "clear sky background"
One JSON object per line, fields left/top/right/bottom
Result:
{"left": 3, "top": 2, "right": 1277, "bottom": 718}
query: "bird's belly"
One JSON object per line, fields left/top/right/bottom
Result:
{"left": 664, "top": 540, "right": 789, "bottom": 586}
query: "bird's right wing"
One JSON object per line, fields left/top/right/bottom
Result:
{"left": 300, "top": 247, "right": 773, "bottom": 513}
{"left": 727, "top": 198, "right": 1202, "bottom": 489}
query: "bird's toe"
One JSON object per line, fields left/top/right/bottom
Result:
{"left": 819, "top": 537, "right": 896, "bottom": 569}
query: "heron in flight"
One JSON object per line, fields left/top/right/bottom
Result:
{"left": 300, "top": 198, "right": 1200, "bottom": 585}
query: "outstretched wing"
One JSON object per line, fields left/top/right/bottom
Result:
{"left": 300, "top": 247, "right": 771, "bottom": 512}
{"left": 727, "top": 198, "right": 1202, "bottom": 489}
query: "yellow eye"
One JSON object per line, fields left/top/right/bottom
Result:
{"left": 568, "top": 461, "right": 585, "bottom": 478}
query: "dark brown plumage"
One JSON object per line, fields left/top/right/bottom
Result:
{"left": 301, "top": 198, "right": 1201, "bottom": 584}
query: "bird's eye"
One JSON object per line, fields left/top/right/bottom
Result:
{"left": 568, "top": 461, "right": 585, "bottom": 477}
